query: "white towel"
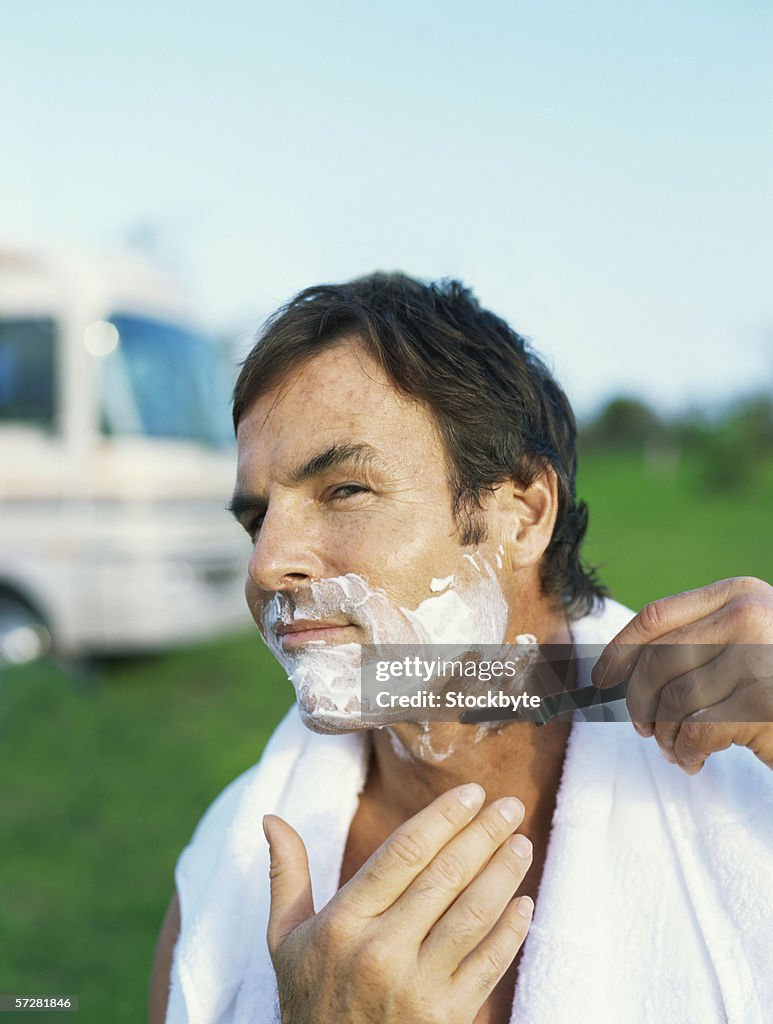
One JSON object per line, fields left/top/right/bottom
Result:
{"left": 166, "top": 598, "right": 773, "bottom": 1024}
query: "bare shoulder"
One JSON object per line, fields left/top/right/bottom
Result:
{"left": 148, "top": 891, "right": 181, "bottom": 1024}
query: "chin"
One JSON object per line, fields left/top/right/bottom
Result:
{"left": 296, "top": 698, "right": 429, "bottom": 735}
{"left": 285, "top": 642, "right": 369, "bottom": 734}
{"left": 295, "top": 687, "right": 405, "bottom": 734}
{"left": 296, "top": 703, "right": 376, "bottom": 735}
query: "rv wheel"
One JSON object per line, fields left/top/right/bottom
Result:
{"left": 0, "top": 595, "right": 52, "bottom": 667}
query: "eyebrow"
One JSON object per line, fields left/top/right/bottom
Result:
{"left": 226, "top": 442, "right": 381, "bottom": 521}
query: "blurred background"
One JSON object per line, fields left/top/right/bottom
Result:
{"left": 1, "top": 0, "right": 771, "bottom": 1020}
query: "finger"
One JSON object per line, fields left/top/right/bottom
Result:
{"left": 264, "top": 814, "right": 315, "bottom": 952}
{"left": 652, "top": 648, "right": 747, "bottom": 760}
{"left": 672, "top": 700, "right": 772, "bottom": 775}
{"left": 385, "top": 796, "right": 526, "bottom": 941}
{"left": 671, "top": 714, "right": 738, "bottom": 774}
{"left": 421, "top": 831, "right": 532, "bottom": 974}
{"left": 592, "top": 579, "right": 743, "bottom": 688}
{"left": 627, "top": 641, "right": 723, "bottom": 726}
{"left": 451, "top": 895, "right": 533, "bottom": 1010}
{"left": 341, "top": 783, "right": 486, "bottom": 917}
{"left": 629, "top": 629, "right": 771, "bottom": 738}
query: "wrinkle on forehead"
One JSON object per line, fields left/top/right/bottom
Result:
{"left": 235, "top": 341, "right": 448, "bottom": 482}
{"left": 236, "top": 336, "right": 393, "bottom": 437}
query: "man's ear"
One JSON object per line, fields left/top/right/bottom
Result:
{"left": 489, "top": 469, "right": 559, "bottom": 572}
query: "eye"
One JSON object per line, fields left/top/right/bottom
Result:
{"left": 246, "top": 513, "right": 265, "bottom": 539}
{"left": 330, "top": 484, "right": 368, "bottom": 500}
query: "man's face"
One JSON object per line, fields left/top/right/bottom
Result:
{"left": 231, "top": 341, "right": 516, "bottom": 731}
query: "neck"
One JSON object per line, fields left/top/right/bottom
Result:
{"left": 367, "top": 602, "right": 576, "bottom": 836}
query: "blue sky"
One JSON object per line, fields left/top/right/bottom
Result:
{"left": 3, "top": 0, "right": 771, "bottom": 416}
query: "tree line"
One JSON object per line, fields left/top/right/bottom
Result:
{"left": 578, "top": 392, "right": 773, "bottom": 491}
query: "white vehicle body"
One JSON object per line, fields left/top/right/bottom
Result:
{"left": 0, "top": 245, "right": 252, "bottom": 661}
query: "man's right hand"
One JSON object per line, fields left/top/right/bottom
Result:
{"left": 264, "top": 784, "right": 534, "bottom": 1024}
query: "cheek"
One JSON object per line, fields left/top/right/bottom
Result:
{"left": 354, "top": 516, "right": 461, "bottom": 606}
{"left": 244, "top": 576, "right": 266, "bottom": 633}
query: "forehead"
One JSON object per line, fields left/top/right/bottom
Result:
{"left": 235, "top": 342, "right": 443, "bottom": 480}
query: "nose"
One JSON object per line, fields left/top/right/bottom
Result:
{"left": 246, "top": 500, "right": 326, "bottom": 593}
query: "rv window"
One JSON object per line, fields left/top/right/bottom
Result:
{"left": 0, "top": 318, "right": 57, "bottom": 430}
{"left": 100, "top": 314, "right": 232, "bottom": 447}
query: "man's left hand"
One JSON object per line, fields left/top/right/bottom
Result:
{"left": 592, "top": 577, "right": 773, "bottom": 773}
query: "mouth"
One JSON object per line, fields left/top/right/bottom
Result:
{"left": 275, "top": 620, "right": 358, "bottom": 651}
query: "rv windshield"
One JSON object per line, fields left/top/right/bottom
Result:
{"left": 0, "top": 317, "right": 57, "bottom": 431}
{"left": 100, "top": 314, "right": 233, "bottom": 447}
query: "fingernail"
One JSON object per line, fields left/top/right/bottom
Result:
{"left": 633, "top": 721, "right": 653, "bottom": 738}
{"left": 458, "top": 783, "right": 485, "bottom": 810}
{"left": 509, "top": 834, "right": 532, "bottom": 858}
{"left": 593, "top": 660, "right": 608, "bottom": 688}
{"left": 262, "top": 815, "right": 272, "bottom": 843}
{"left": 516, "top": 896, "right": 534, "bottom": 919}
{"left": 497, "top": 797, "right": 525, "bottom": 824}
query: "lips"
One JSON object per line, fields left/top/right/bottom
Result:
{"left": 275, "top": 620, "right": 356, "bottom": 649}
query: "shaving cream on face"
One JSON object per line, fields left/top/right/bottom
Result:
{"left": 259, "top": 556, "right": 530, "bottom": 734}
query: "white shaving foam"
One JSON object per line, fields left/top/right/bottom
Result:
{"left": 258, "top": 556, "right": 537, "bottom": 743}
{"left": 260, "top": 557, "right": 509, "bottom": 730}
{"left": 415, "top": 722, "right": 455, "bottom": 762}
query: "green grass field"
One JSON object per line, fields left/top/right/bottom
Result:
{"left": 1, "top": 451, "right": 771, "bottom": 1023}
{"left": 578, "top": 451, "right": 773, "bottom": 608}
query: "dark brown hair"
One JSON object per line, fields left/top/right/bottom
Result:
{"left": 233, "top": 272, "right": 606, "bottom": 619}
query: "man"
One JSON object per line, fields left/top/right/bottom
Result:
{"left": 151, "top": 274, "right": 773, "bottom": 1024}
